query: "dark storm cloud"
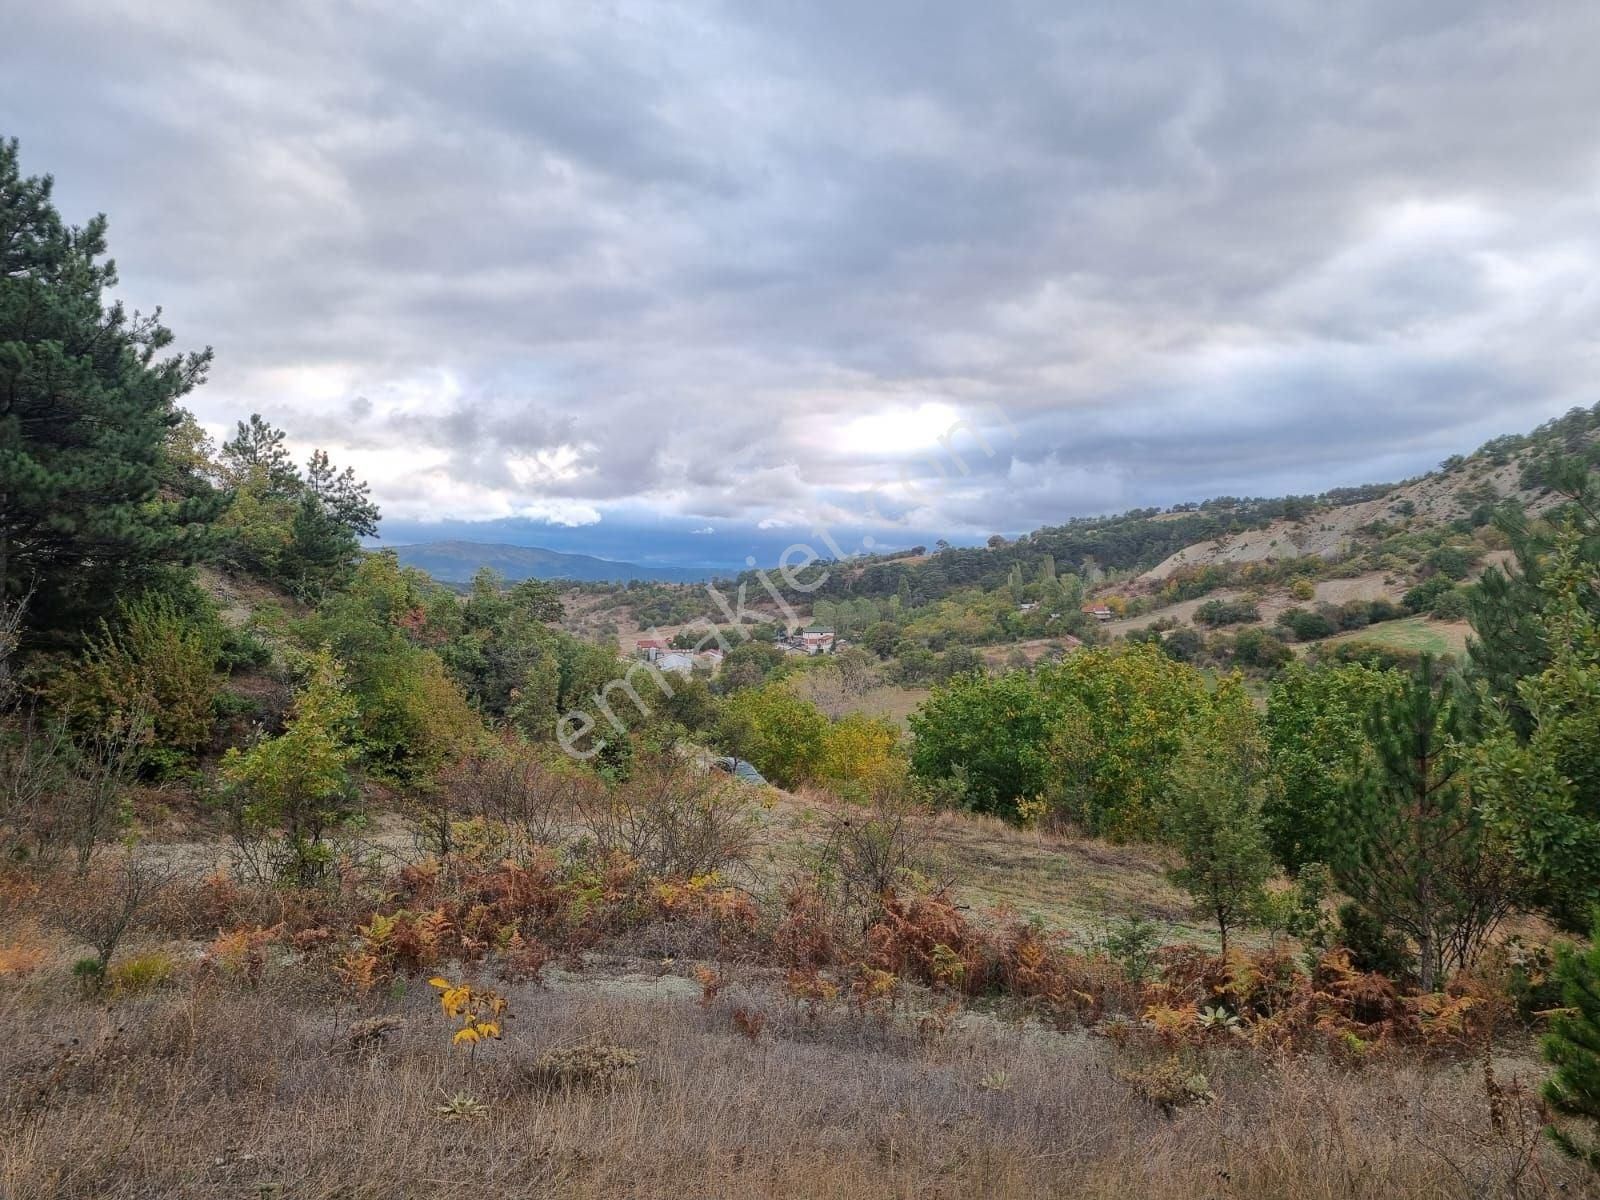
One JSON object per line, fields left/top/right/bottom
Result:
{"left": 5, "top": 0, "right": 1599, "bottom": 566}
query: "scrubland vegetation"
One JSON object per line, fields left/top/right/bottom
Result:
{"left": 7, "top": 139, "right": 1600, "bottom": 1198}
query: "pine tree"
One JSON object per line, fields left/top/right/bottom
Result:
{"left": 286, "top": 493, "right": 360, "bottom": 602}
{"left": 214, "top": 416, "right": 381, "bottom": 599}
{"left": 1472, "top": 522, "right": 1600, "bottom": 930}
{"left": 1543, "top": 915, "right": 1600, "bottom": 1169}
{"left": 1335, "top": 657, "right": 1520, "bottom": 990}
{"left": 1469, "top": 456, "right": 1600, "bottom": 735}
{"left": 305, "top": 448, "right": 380, "bottom": 537}
{"left": 221, "top": 414, "right": 299, "bottom": 495}
{"left": 0, "top": 139, "right": 216, "bottom": 638}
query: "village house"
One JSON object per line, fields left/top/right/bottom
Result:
{"left": 655, "top": 651, "right": 696, "bottom": 675}
{"left": 798, "top": 624, "right": 835, "bottom": 654}
{"left": 1081, "top": 603, "right": 1114, "bottom": 622}
{"left": 776, "top": 624, "right": 837, "bottom": 655}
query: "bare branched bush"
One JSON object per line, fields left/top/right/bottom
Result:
{"left": 813, "top": 781, "right": 936, "bottom": 925}
{"left": 576, "top": 755, "right": 759, "bottom": 880}
{"left": 0, "top": 588, "right": 29, "bottom": 713}
{"left": 438, "top": 737, "right": 600, "bottom": 855}
{"left": 0, "top": 717, "right": 72, "bottom": 867}
{"left": 790, "top": 663, "right": 866, "bottom": 719}
{"left": 66, "top": 708, "right": 150, "bottom": 875}
{"left": 49, "top": 851, "right": 177, "bottom": 984}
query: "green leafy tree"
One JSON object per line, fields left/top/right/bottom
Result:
{"left": 1543, "top": 915, "right": 1600, "bottom": 1169}
{"left": 221, "top": 646, "right": 360, "bottom": 885}
{"left": 1165, "top": 679, "right": 1275, "bottom": 957}
{"left": 1040, "top": 644, "right": 1215, "bottom": 839}
{"left": 909, "top": 669, "right": 1053, "bottom": 818}
{"left": 0, "top": 139, "right": 218, "bottom": 639}
{"left": 301, "top": 553, "right": 480, "bottom": 783}
{"left": 1263, "top": 662, "right": 1402, "bottom": 870}
{"left": 1335, "top": 658, "right": 1520, "bottom": 991}
{"left": 718, "top": 682, "right": 828, "bottom": 788}
{"left": 718, "top": 641, "right": 787, "bottom": 693}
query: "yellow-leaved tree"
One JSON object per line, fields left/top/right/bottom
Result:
{"left": 819, "top": 712, "right": 901, "bottom": 799}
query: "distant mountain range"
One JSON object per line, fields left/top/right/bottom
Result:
{"left": 388, "top": 540, "right": 720, "bottom": 585}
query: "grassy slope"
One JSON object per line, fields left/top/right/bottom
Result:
{"left": 1314, "top": 615, "right": 1473, "bottom": 658}
{"left": 3, "top": 962, "right": 1567, "bottom": 1199}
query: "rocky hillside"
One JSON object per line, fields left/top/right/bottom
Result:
{"left": 1139, "top": 454, "right": 1552, "bottom": 583}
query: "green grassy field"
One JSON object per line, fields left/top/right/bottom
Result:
{"left": 1315, "top": 615, "right": 1471, "bottom": 658}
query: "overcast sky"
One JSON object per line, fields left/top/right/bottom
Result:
{"left": 6, "top": 2, "right": 1599, "bottom": 567}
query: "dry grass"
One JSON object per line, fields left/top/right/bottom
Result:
{"left": 2, "top": 770, "right": 1592, "bottom": 1200}
{"left": 3, "top": 949, "right": 1589, "bottom": 1200}
{"left": 774, "top": 797, "right": 1207, "bottom": 942}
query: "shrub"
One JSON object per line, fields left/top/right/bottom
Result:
{"left": 1335, "top": 902, "right": 1412, "bottom": 981}
{"left": 1194, "top": 598, "right": 1260, "bottom": 627}
{"left": 107, "top": 950, "right": 177, "bottom": 997}
{"left": 1121, "top": 1056, "right": 1215, "bottom": 1113}
{"left": 45, "top": 593, "right": 221, "bottom": 770}
{"left": 1229, "top": 627, "right": 1293, "bottom": 670}
{"left": 50, "top": 852, "right": 176, "bottom": 984}
{"left": 1425, "top": 545, "right": 1476, "bottom": 580}
{"left": 1315, "top": 639, "right": 1430, "bottom": 674}
{"left": 1543, "top": 917, "right": 1600, "bottom": 1168}
{"left": 575, "top": 755, "right": 759, "bottom": 880}
{"left": 1096, "top": 914, "right": 1163, "bottom": 983}
{"left": 1430, "top": 588, "right": 1470, "bottom": 621}
{"left": 1160, "top": 627, "right": 1205, "bottom": 662}
{"left": 1277, "top": 608, "right": 1336, "bottom": 641}
{"left": 354, "top": 646, "right": 480, "bottom": 785}
{"left": 811, "top": 782, "right": 932, "bottom": 921}
{"left": 1367, "top": 598, "right": 1405, "bottom": 623}
{"left": 1403, "top": 575, "right": 1456, "bottom": 613}
{"left": 0, "top": 719, "right": 72, "bottom": 865}
{"left": 218, "top": 625, "right": 273, "bottom": 672}
{"left": 221, "top": 647, "right": 361, "bottom": 886}
{"left": 524, "top": 1043, "right": 641, "bottom": 1091}
{"left": 440, "top": 736, "right": 600, "bottom": 854}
